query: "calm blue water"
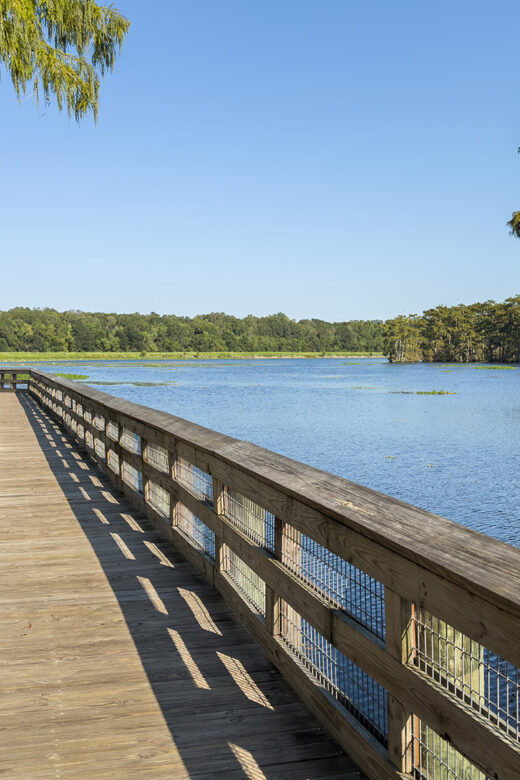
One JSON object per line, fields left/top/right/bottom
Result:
{"left": 30, "top": 357, "right": 520, "bottom": 547}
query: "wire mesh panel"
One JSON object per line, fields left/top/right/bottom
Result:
{"left": 281, "top": 524, "right": 386, "bottom": 641}
{"left": 175, "top": 457, "right": 213, "bottom": 504}
{"left": 222, "top": 544, "right": 266, "bottom": 615}
{"left": 145, "top": 480, "right": 170, "bottom": 518}
{"left": 280, "top": 600, "right": 388, "bottom": 745}
{"left": 77, "top": 423, "right": 84, "bottom": 440}
{"left": 76, "top": 403, "right": 83, "bottom": 418}
{"left": 408, "top": 607, "right": 520, "bottom": 744}
{"left": 144, "top": 443, "right": 169, "bottom": 474}
{"left": 84, "top": 410, "right": 92, "bottom": 424}
{"left": 176, "top": 502, "right": 215, "bottom": 559}
{"left": 413, "top": 720, "right": 486, "bottom": 780}
{"left": 107, "top": 449, "right": 119, "bottom": 474}
{"left": 64, "top": 395, "right": 71, "bottom": 408}
{"left": 94, "top": 438, "right": 106, "bottom": 460}
{"left": 121, "top": 427, "right": 141, "bottom": 454}
{"left": 106, "top": 421, "right": 119, "bottom": 441}
{"left": 121, "top": 461, "right": 143, "bottom": 494}
{"left": 93, "top": 413, "right": 105, "bottom": 431}
{"left": 85, "top": 430, "right": 94, "bottom": 449}
{"left": 222, "top": 488, "right": 276, "bottom": 552}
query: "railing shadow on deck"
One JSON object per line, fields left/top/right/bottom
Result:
{"left": 15, "top": 392, "right": 360, "bottom": 780}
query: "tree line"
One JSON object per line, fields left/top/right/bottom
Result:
{"left": 383, "top": 296, "right": 520, "bottom": 363}
{"left": 0, "top": 308, "right": 384, "bottom": 353}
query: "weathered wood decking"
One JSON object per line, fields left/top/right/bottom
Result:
{"left": 0, "top": 393, "right": 362, "bottom": 778}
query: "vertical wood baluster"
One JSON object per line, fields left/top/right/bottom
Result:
{"left": 168, "top": 446, "right": 178, "bottom": 529}
{"left": 212, "top": 477, "right": 224, "bottom": 575}
{"left": 140, "top": 435, "right": 148, "bottom": 501}
{"left": 264, "top": 516, "right": 282, "bottom": 635}
{"left": 386, "top": 587, "right": 417, "bottom": 773}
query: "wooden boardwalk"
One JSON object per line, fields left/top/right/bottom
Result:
{"left": 0, "top": 393, "right": 363, "bottom": 779}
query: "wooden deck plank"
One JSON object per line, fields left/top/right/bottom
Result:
{"left": 0, "top": 393, "right": 363, "bottom": 779}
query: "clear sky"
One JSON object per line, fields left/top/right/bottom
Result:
{"left": 1, "top": 0, "right": 519, "bottom": 321}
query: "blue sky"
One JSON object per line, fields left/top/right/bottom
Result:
{"left": 1, "top": 0, "right": 518, "bottom": 321}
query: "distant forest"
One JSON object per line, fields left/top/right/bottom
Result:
{"left": 0, "top": 308, "right": 384, "bottom": 353}
{"left": 383, "top": 296, "right": 520, "bottom": 363}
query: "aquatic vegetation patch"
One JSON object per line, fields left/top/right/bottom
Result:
{"left": 416, "top": 390, "right": 457, "bottom": 395}
{"left": 390, "top": 390, "right": 457, "bottom": 395}
{"left": 132, "top": 381, "right": 178, "bottom": 387}
{"left": 471, "top": 365, "right": 517, "bottom": 370}
{"left": 55, "top": 373, "right": 89, "bottom": 380}
{"left": 440, "top": 364, "right": 517, "bottom": 370}
{"left": 84, "top": 380, "right": 176, "bottom": 387}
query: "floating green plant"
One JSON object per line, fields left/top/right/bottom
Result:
{"left": 56, "top": 373, "right": 89, "bottom": 380}
{"left": 390, "top": 390, "right": 457, "bottom": 395}
{"left": 416, "top": 390, "right": 457, "bottom": 395}
{"left": 440, "top": 364, "right": 517, "bottom": 370}
{"left": 472, "top": 365, "right": 517, "bottom": 370}
{"left": 132, "top": 381, "right": 177, "bottom": 387}
{"left": 84, "top": 380, "right": 175, "bottom": 387}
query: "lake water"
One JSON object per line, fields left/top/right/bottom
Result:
{"left": 30, "top": 357, "right": 520, "bottom": 547}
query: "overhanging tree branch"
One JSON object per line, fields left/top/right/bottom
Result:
{"left": 0, "top": 0, "right": 129, "bottom": 121}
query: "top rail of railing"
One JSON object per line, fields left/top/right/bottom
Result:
{"left": 15, "top": 367, "right": 520, "bottom": 779}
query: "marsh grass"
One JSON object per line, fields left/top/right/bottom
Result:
{"left": 441, "top": 364, "right": 518, "bottom": 370}
{"left": 391, "top": 390, "right": 457, "bottom": 395}
{"left": 416, "top": 390, "right": 457, "bottom": 395}
{"left": 84, "top": 380, "right": 176, "bottom": 387}
{"left": 0, "top": 351, "right": 383, "bottom": 362}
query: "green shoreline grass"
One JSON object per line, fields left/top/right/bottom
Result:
{"left": 0, "top": 351, "right": 384, "bottom": 362}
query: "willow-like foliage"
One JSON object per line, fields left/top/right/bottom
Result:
{"left": 507, "top": 211, "right": 520, "bottom": 239}
{"left": 0, "top": 0, "right": 129, "bottom": 120}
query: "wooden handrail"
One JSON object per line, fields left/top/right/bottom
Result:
{"left": 0, "top": 367, "right": 31, "bottom": 391}
{"left": 19, "top": 368, "right": 520, "bottom": 779}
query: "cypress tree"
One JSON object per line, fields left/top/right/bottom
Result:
{"left": 0, "top": 0, "right": 130, "bottom": 120}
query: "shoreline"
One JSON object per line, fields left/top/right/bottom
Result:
{"left": 0, "top": 351, "right": 384, "bottom": 362}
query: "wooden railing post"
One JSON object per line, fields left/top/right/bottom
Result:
{"left": 140, "top": 435, "right": 148, "bottom": 502}
{"left": 265, "top": 516, "right": 283, "bottom": 635}
{"left": 168, "top": 447, "right": 178, "bottom": 529}
{"left": 385, "top": 588, "right": 417, "bottom": 773}
{"left": 212, "top": 477, "right": 224, "bottom": 573}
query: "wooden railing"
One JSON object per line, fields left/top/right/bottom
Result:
{"left": 0, "top": 369, "right": 30, "bottom": 391}
{"left": 21, "top": 368, "right": 520, "bottom": 780}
